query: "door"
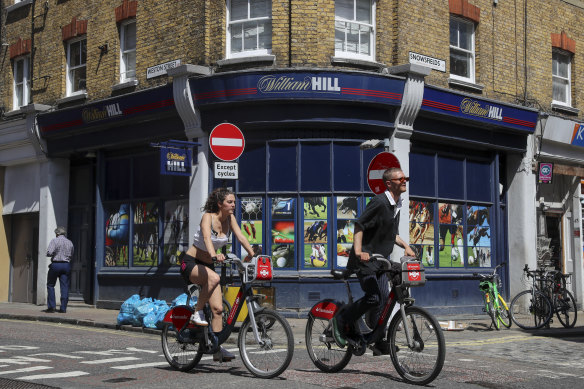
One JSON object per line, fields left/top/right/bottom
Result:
{"left": 545, "top": 214, "right": 562, "bottom": 270}
{"left": 9, "top": 213, "right": 39, "bottom": 303}
{"left": 68, "top": 207, "right": 94, "bottom": 303}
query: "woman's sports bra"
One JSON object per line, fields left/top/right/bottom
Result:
{"left": 192, "top": 215, "right": 230, "bottom": 252}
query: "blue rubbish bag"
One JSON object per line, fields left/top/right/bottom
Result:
{"left": 170, "top": 293, "right": 197, "bottom": 308}
{"left": 143, "top": 300, "right": 169, "bottom": 329}
{"left": 116, "top": 294, "right": 141, "bottom": 326}
{"left": 132, "top": 297, "right": 154, "bottom": 327}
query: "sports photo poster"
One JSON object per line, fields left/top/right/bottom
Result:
{"left": 304, "top": 243, "right": 328, "bottom": 268}
{"left": 272, "top": 244, "right": 294, "bottom": 268}
{"left": 304, "top": 196, "right": 328, "bottom": 219}
{"left": 336, "top": 196, "right": 358, "bottom": 219}
{"left": 409, "top": 200, "right": 434, "bottom": 246}
{"left": 304, "top": 220, "right": 327, "bottom": 244}
{"left": 163, "top": 199, "right": 189, "bottom": 266}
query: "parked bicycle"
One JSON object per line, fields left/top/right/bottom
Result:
{"left": 473, "top": 262, "right": 511, "bottom": 330}
{"left": 509, "top": 265, "right": 553, "bottom": 330}
{"left": 541, "top": 269, "right": 577, "bottom": 328}
{"left": 305, "top": 255, "right": 445, "bottom": 386}
{"left": 160, "top": 254, "right": 294, "bottom": 378}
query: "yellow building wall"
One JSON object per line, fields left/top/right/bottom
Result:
{"left": 0, "top": 168, "right": 10, "bottom": 302}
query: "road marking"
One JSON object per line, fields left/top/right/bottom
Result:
{"left": 81, "top": 356, "right": 141, "bottom": 364}
{"left": 0, "top": 345, "right": 40, "bottom": 351}
{"left": 125, "top": 347, "right": 158, "bottom": 354}
{"left": 0, "top": 366, "right": 52, "bottom": 375}
{"left": 19, "top": 371, "right": 90, "bottom": 380}
{"left": 75, "top": 349, "right": 134, "bottom": 356}
{"left": 31, "top": 353, "right": 83, "bottom": 359}
{"left": 112, "top": 361, "right": 168, "bottom": 370}
{"left": 458, "top": 358, "right": 475, "bottom": 362}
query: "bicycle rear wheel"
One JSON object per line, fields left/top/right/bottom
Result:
{"left": 388, "top": 306, "right": 445, "bottom": 386}
{"left": 161, "top": 324, "right": 204, "bottom": 372}
{"left": 486, "top": 293, "right": 499, "bottom": 330}
{"left": 238, "top": 309, "right": 294, "bottom": 378}
{"left": 496, "top": 294, "right": 512, "bottom": 328}
{"left": 305, "top": 315, "right": 352, "bottom": 372}
{"left": 510, "top": 290, "right": 552, "bottom": 330}
{"left": 555, "top": 290, "right": 577, "bottom": 328}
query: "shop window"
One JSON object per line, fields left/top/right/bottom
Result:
{"left": 105, "top": 203, "right": 130, "bottom": 267}
{"left": 270, "top": 197, "right": 296, "bottom": 268}
{"left": 335, "top": 196, "right": 359, "bottom": 267}
{"left": 301, "top": 143, "right": 331, "bottom": 191}
{"left": 241, "top": 196, "right": 264, "bottom": 259}
{"left": 66, "top": 37, "right": 87, "bottom": 96}
{"left": 438, "top": 156, "right": 463, "bottom": 199}
{"left": 132, "top": 202, "right": 158, "bottom": 267}
{"left": 163, "top": 200, "right": 189, "bottom": 266}
{"left": 410, "top": 152, "right": 435, "bottom": 197}
{"left": 268, "top": 142, "right": 297, "bottom": 192}
{"left": 333, "top": 143, "right": 360, "bottom": 191}
{"left": 133, "top": 154, "right": 160, "bottom": 198}
{"left": 466, "top": 159, "right": 491, "bottom": 202}
{"left": 302, "top": 197, "right": 330, "bottom": 269}
{"left": 120, "top": 19, "right": 136, "bottom": 82}
{"left": 239, "top": 143, "right": 266, "bottom": 192}
{"left": 335, "top": 0, "right": 375, "bottom": 61}
{"left": 227, "top": 0, "right": 272, "bottom": 58}
{"left": 13, "top": 56, "right": 30, "bottom": 109}
{"left": 552, "top": 49, "right": 571, "bottom": 106}
{"left": 449, "top": 17, "right": 475, "bottom": 83}
{"left": 105, "top": 158, "right": 130, "bottom": 200}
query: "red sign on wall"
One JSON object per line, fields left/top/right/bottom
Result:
{"left": 209, "top": 123, "right": 245, "bottom": 161}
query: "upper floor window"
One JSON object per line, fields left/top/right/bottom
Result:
{"left": 552, "top": 50, "right": 571, "bottom": 106}
{"left": 449, "top": 17, "right": 475, "bottom": 83}
{"left": 66, "top": 37, "right": 87, "bottom": 96}
{"left": 227, "top": 0, "right": 272, "bottom": 58}
{"left": 120, "top": 20, "right": 136, "bottom": 82}
{"left": 13, "top": 56, "right": 30, "bottom": 109}
{"left": 335, "top": 0, "right": 375, "bottom": 61}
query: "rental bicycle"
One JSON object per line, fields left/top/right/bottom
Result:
{"left": 305, "top": 255, "right": 445, "bottom": 386}
{"left": 509, "top": 265, "right": 553, "bottom": 330}
{"left": 160, "top": 254, "right": 294, "bottom": 378}
{"left": 473, "top": 262, "right": 511, "bottom": 330}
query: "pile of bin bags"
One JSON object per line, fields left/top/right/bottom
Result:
{"left": 116, "top": 293, "right": 197, "bottom": 329}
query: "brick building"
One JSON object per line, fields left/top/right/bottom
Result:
{"left": 0, "top": 0, "right": 581, "bottom": 315}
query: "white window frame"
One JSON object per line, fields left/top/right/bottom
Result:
{"left": 12, "top": 55, "right": 30, "bottom": 110}
{"left": 120, "top": 19, "right": 137, "bottom": 82}
{"left": 334, "top": 0, "right": 376, "bottom": 62}
{"left": 226, "top": 0, "right": 272, "bottom": 59}
{"left": 449, "top": 17, "right": 475, "bottom": 83}
{"left": 66, "top": 36, "right": 87, "bottom": 96}
{"left": 552, "top": 49, "right": 572, "bottom": 107}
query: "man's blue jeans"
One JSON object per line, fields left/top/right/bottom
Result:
{"left": 47, "top": 262, "right": 71, "bottom": 312}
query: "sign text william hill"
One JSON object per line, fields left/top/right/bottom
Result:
{"left": 258, "top": 75, "right": 341, "bottom": 93}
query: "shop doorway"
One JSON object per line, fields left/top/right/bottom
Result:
{"left": 8, "top": 213, "right": 39, "bottom": 303}
{"left": 545, "top": 214, "right": 562, "bottom": 271}
{"left": 68, "top": 207, "right": 94, "bottom": 303}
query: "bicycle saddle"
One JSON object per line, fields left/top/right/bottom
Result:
{"left": 331, "top": 268, "right": 353, "bottom": 280}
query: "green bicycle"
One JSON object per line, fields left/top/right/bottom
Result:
{"left": 474, "top": 262, "right": 511, "bottom": 330}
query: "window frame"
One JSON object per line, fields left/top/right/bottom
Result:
{"left": 552, "top": 49, "right": 572, "bottom": 106}
{"left": 12, "top": 55, "right": 30, "bottom": 109}
{"left": 449, "top": 16, "right": 475, "bottom": 84}
{"left": 120, "top": 19, "right": 137, "bottom": 83}
{"left": 66, "top": 36, "right": 87, "bottom": 96}
{"left": 334, "top": 0, "right": 376, "bottom": 62}
{"left": 226, "top": 0, "right": 272, "bottom": 59}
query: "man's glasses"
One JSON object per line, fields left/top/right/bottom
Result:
{"left": 390, "top": 176, "right": 409, "bottom": 184}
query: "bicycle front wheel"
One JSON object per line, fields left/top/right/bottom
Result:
{"left": 238, "top": 309, "right": 294, "bottom": 378}
{"left": 388, "top": 306, "right": 445, "bottom": 386}
{"left": 486, "top": 293, "right": 499, "bottom": 330}
{"left": 556, "top": 290, "right": 577, "bottom": 328}
{"left": 496, "top": 294, "right": 512, "bottom": 329}
{"left": 305, "top": 315, "right": 352, "bottom": 372}
{"left": 161, "top": 324, "right": 204, "bottom": 372}
{"left": 510, "top": 290, "right": 552, "bottom": 330}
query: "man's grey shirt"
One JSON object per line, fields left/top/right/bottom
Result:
{"left": 47, "top": 235, "right": 74, "bottom": 262}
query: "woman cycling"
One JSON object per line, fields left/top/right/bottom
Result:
{"left": 180, "top": 187, "right": 255, "bottom": 362}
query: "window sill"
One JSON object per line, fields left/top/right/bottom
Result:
{"left": 6, "top": 0, "right": 32, "bottom": 14}
{"left": 3, "top": 108, "right": 25, "bottom": 118}
{"left": 448, "top": 77, "right": 485, "bottom": 93}
{"left": 216, "top": 55, "right": 275, "bottom": 68}
{"left": 112, "top": 79, "right": 139, "bottom": 91}
{"left": 56, "top": 92, "right": 88, "bottom": 105}
{"left": 551, "top": 103, "right": 579, "bottom": 115}
{"left": 331, "top": 56, "right": 384, "bottom": 70}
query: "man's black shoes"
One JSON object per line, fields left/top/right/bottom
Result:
{"left": 331, "top": 316, "right": 347, "bottom": 348}
{"left": 43, "top": 308, "right": 55, "bottom": 313}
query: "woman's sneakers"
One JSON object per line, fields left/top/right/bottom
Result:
{"left": 213, "top": 346, "right": 236, "bottom": 362}
{"left": 190, "top": 310, "right": 208, "bottom": 326}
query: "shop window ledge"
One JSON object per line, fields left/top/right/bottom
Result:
{"left": 216, "top": 55, "right": 276, "bottom": 68}
{"left": 331, "top": 56, "right": 385, "bottom": 71}
{"left": 551, "top": 103, "right": 579, "bottom": 116}
{"left": 448, "top": 77, "right": 485, "bottom": 93}
{"left": 112, "top": 79, "right": 138, "bottom": 91}
{"left": 6, "top": 0, "right": 32, "bottom": 14}
{"left": 56, "top": 92, "right": 88, "bottom": 105}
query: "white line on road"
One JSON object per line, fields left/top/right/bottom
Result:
{"left": 81, "top": 356, "right": 141, "bottom": 364}
{"left": 19, "top": 371, "right": 90, "bottom": 380}
{"left": 30, "top": 353, "right": 83, "bottom": 359}
{"left": 0, "top": 366, "right": 52, "bottom": 375}
{"left": 111, "top": 361, "right": 168, "bottom": 370}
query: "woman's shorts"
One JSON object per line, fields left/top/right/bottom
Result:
{"left": 179, "top": 253, "right": 215, "bottom": 284}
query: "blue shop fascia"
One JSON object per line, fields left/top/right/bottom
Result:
{"left": 36, "top": 67, "right": 537, "bottom": 315}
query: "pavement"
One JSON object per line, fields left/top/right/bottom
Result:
{"left": 1, "top": 301, "right": 583, "bottom": 341}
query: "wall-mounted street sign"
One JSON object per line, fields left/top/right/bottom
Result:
{"left": 214, "top": 161, "right": 238, "bottom": 179}
{"left": 147, "top": 59, "right": 181, "bottom": 79}
{"left": 538, "top": 162, "right": 553, "bottom": 184}
{"left": 409, "top": 52, "right": 446, "bottom": 72}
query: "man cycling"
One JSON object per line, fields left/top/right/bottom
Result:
{"left": 332, "top": 167, "right": 415, "bottom": 354}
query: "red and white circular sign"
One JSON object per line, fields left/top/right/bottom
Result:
{"left": 209, "top": 123, "right": 245, "bottom": 161}
{"left": 367, "top": 152, "right": 401, "bottom": 194}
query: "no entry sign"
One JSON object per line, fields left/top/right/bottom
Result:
{"left": 209, "top": 123, "right": 245, "bottom": 161}
{"left": 367, "top": 152, "right": 401, "bottom": 194}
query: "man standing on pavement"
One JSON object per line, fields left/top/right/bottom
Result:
{"left": 45, "top": 226, "right": 74, "bottom": 313}
{"left": 332, "top": 167, "right": 416, "bottom": 354}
